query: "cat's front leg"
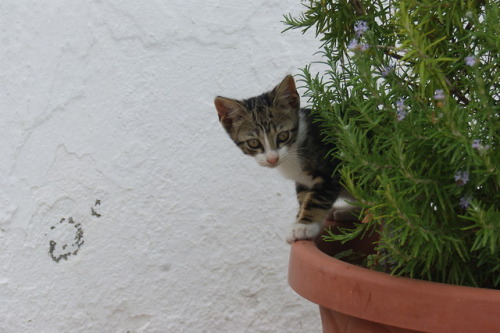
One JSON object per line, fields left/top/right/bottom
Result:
{"left": 286, "top": 184, "right": 337, "bottom": 243}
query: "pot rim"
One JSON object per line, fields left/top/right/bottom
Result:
{"left": 288, "top": 240, "right": 500, "bottom": 333}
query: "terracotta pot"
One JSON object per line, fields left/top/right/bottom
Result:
{"left": 288, "top": 221, "right": 500, "bottom": 333}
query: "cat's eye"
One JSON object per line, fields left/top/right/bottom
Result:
{"left": 247, "top": 139, "right": 261, "bottom": 149}
{"left": 277, "top": 131, "right": 289, "bottom": 143}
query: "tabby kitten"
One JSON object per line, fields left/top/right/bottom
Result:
{"left": 214, "top": 75, "right": 355, "bottom": 243}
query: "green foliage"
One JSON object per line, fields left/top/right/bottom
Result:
{"left": 284, "top": 0, "right": 499, "bottom": 288}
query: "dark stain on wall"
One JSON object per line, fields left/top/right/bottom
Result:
{"left": 91, "top": 199, "right": 102, "bottom": 217}
{"left": 48, "top": 217, "right": 84, "bottom": 263}
{"left": 47, "top": 199, "right": 103, "bottom": 263}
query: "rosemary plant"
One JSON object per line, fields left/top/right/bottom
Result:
{"left": 284, "top": 0, "right": 499, "bottom": 288}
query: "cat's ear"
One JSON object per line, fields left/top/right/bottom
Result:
{"left": 271, "top": 75, "right": 300, "bottom": 110}
{"left": 214, "top": 96, "right": 245, "bottom": 129}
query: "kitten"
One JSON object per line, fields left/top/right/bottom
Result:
{"left": 214, "top": 75, "right": 356, "bottom": 243}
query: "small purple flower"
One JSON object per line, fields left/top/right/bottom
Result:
{"left": 396, "top": 110, "right": 408, "bottom": 121}
{"left": 433, "top": 89, "right": 446, "bottom": 101}
{"left": 465, "top": 56, "right": 477, "bottom": 67}
{"left": 454, "top": 170, "right": 469, "bottom": 186}
{"left": 396, "top": 98, "right": 405, "bottom": 111}
{"left": 460, "top": 196, "right": 471, "bottom": 209}
{"left": 347, "top": 39, "right": 369, "bottom": 52}
{"left": 381, "top": 64, "right": 394, "bottom": 77}
{"left": 348, "top": 39, "right": 359, "bottom": 50}
{"left": 472, "top": 139, "right": 490, "bottom": 151}
{"left": 354, "top": 21, "right": 369, "bottom": 36}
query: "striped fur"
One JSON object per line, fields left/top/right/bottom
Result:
{"left": 215, "top": 75, "right": 354, "bottom": 243}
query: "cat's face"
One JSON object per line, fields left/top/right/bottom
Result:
{"left": 228, "top": 105, "right": 298, "bottom": 168}
{"left": 215, "top": 75, "right": 300, "bottom": 168}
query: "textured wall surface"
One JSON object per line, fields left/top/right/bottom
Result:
{"left": 0, "top": 1, "right": 323, "bottom": 332}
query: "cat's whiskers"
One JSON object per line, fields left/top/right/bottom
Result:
{"left": 280, "top": 145, "right": 303, "bottom": 162}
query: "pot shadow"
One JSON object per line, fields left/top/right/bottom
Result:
{"left": 314, "top": 212, "right": 379, "bottom": 264}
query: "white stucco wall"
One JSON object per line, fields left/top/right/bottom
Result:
{"left": 1, "top": 1, "right": 323, "bottom": 332}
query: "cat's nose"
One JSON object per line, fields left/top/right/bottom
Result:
{"left": 267, "top": 156, "right": 279, "bottom": 165}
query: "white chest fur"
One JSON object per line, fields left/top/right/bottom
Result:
{"left": 277, "top": 151, "right": 315, "bottom": 188}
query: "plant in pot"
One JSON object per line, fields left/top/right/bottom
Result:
{"left": 284, "top": 0, "right": 499, "bottom": 332}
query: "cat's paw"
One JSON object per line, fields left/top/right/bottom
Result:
{"left": 286, "top": 222, "right": 321, "bottom": 244}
